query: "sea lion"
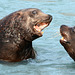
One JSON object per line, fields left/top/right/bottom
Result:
{"left": 60, "top": 25, "right": 75, "bottom": 61}
{"left": 0, "top": 8, "right": 52, "bottom": 62}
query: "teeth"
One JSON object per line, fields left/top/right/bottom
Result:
{"left": 61, "top": 37, "right": 64, "bottom": 40}
{"left": 34, "top": 26, "right": 41, "bottom": 32}
{"left": 41, "top": 32, "right": 44, "bottom": 34}
{"left": 61, "top": 37, "right": 67, "bottom": 42}
{"left": 64, "top": 39, "right": 67, "bottom": 42}
{"left": 33, "top": 23, "right": 48, "bottom": 34}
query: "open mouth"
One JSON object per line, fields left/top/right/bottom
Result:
{"left": 60, "top": 25, "right": 70, "bottom": 43}
{"left": 60, "top": 37, "right": 67, "bottom": 42}
{"left": 60, "top": 35, "right": 71, "bottom": 44}
{"left": 60, "top": 31, "right": 67, "bottom": 43}
{"left": 33, "top": 22, "right": 50, "bottom": 35}
{"left": 60, "top": 31, "right": 69, "bottom": 44}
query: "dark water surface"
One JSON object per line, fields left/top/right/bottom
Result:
{"left": 0, "top": 0, "right": 75, "bottom": 75}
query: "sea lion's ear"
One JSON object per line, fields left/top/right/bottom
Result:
{"left": 17, "top": 13, "right": 20, "bottom": 16}
{"left": 16, "top": 12, "right": 23, "bottom": 16}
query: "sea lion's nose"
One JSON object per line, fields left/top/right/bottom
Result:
{"left": 47, "top": 14, "right": 52, "bottom": 21}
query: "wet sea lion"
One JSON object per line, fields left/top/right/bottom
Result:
{"left": 0, "top": 8, "right": 52, "bottom": 62}
{"left": 60, "top": 25, "right": 75, "bottom": 61}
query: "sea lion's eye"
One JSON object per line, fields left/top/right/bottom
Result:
{"left": 32, "top": 10, "right": 37, "bottom": 15}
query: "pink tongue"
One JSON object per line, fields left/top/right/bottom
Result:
{"left": 34, "top": 23, "right": 48, "bottom": 32}
{"left": 40, "top": 23, "right": 46, "bottom": 25}
{"left": 34, "top": 26, "right": 41, "bottom": 32}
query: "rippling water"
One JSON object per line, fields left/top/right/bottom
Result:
{"left": 0, "top": 0, "right": 75, "bottom": 75}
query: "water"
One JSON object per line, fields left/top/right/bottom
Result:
{"left": 0, "top": 0, "right": 75, "bottom": 75}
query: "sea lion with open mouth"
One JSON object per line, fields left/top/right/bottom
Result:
{"left": 60, "top": 25, "right": 75, "bottom": 61}
{"left": 0, "top": 8, "right": 52, "bottom": 62}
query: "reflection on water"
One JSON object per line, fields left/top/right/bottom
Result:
{"left": 0, "top": 0, "right": 75, "bottom": 75}
{"left": 60, "top": 13, "right": 75, "bottom": 16}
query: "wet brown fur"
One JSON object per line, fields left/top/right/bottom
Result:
{"left": 0, "top": 8, "right": 52, "bottom": 62}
